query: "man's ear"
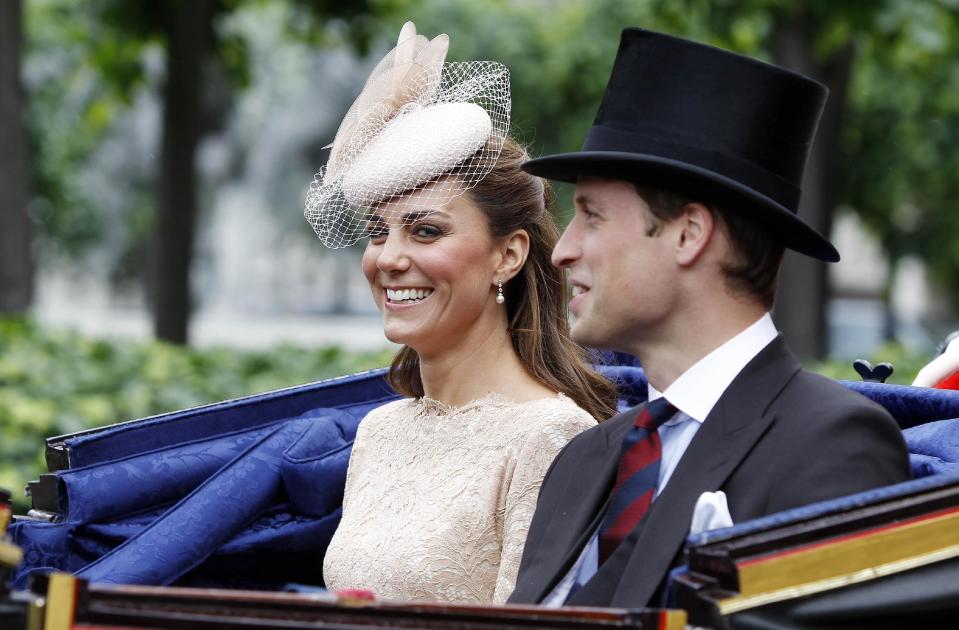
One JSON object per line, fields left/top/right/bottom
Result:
{"left": 497, "top": 229, "right": 530, "bottom": 281}
{"left": 674, "top": 202, "right": 715, "bottom": 267}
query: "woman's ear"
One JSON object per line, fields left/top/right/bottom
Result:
{"left": 675, "top": 202, "right": 715, "bottom": 267}
{"left": 497, "top": 229, "right": 530, "bottom": 281}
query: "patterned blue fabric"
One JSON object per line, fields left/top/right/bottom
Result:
{"left": 63, "top": 369, "right": 397, "bottom": 469}
{"left": 841, "top": 381, "right": 959, "bottom": 429}
{"left": 281, "top": 408, "right": 365, "bottom": 517}
{"left": 76, "top": 417, "right": 314, "bottom": 585}
{"left": 10, "top": 400, "right": 370, "bottom": 589}
{"left": 60, "top": 423, "right": 282, "bottom": 523}
{"left": 903, "top": 418, "right": 959, "bottom": 477}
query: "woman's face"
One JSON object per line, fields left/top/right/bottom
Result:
{"left": 361, "top": 182, "right": 504, "bottom": 355}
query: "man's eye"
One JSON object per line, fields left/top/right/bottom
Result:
{"left": 582, "top": 208, "right": 603, "bottom": 224}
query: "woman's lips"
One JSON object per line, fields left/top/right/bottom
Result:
{"left": 383, "top": 287, "right": 434, "bottom": 311}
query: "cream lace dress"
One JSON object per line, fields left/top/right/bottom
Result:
{"left": 322, "top": 393, "right": 596, "bottom": 603}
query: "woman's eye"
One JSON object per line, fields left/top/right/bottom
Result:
{"left": 412, "top": 224, "right": 443, "bottom": 238}
{"left": 366, "top": 223, "right": 388, "bottom": 242}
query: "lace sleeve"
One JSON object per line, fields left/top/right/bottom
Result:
{"left": 491, "top": 410, "right": 594, "bottom": 603}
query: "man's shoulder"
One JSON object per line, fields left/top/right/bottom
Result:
{"left": 758, "top": 366, "right": 903, "bottom": 449}
{"left": 720, "top": 364, "right": 909, "bottom": 518}
{"left": 781, "top": 368, "right": 893, "bottom": 419}
{"left": 714, "top": 353, "right": 902, "bottom": 454}
{"left": 747, "top": 338, "right": 888, "bottom": 416}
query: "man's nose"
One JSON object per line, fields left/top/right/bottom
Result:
{"left": 551, "top": 220, "right": 581, "bottom": 269}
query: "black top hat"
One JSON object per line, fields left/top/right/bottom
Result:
{"left": 523, "top": 28, "right": 839, "bottom": 262}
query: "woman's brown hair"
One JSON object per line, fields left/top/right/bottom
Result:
{"left": 387, "top": 137, "right": 619, "bottom": 421}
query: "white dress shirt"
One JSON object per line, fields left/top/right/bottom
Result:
{"left": 542, "top": 313, "right": 779, "bottom": 606}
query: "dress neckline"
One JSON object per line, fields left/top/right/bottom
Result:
{"left": 412, "top": 392, "right": 569, "bottom": 416}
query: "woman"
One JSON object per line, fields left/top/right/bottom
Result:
{"left": 307, "top": 22, "right": 617, "bottom": 604}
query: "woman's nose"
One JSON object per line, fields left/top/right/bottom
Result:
{"left": 376, "top": 232, "right": 411, "bottom": 273}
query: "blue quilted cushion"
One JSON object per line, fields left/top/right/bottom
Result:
{"left": 281, "top": 407, "right": 366, "bottom": 517}
{"left": 904, "top": 418, "right": 959, "bottom": 477}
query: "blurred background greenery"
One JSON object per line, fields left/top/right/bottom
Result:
{"left": 1, "top": 0, "right": 958, "bottom": 510}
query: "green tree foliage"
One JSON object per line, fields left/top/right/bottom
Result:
{"left": 0, "top": 317, "right": 392, "bottom": 514}
{"left": 25, "top": 0, "right": 379, "bottom": 258}
{"left": 24, "top": 0, "right": 378, "bottom": 343}
{"left": 25, "top": 0, "right": 135, "bottom": 261}
{"left": 843, "top": 1, "right": 959, "bottom": 302}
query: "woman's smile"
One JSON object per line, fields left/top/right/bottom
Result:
{"left": 384, "top": 287, "right": 435, "bottom": 308}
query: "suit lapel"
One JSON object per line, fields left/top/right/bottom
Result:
{"left": 523, "top": 407, "right": 638, "bottom": 603}
{"left": 609, "top": 336, "right": 801, "bottom": 607}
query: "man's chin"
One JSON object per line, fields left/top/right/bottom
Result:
{"left": 570, "top": 319, "right": 605, "bottom": 349}
{"left": 572, "top": 320, "right": 631, "bottom": 355}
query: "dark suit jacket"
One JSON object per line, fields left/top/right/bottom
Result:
{"left": 508, "top": 336, "right": 911, "bottom": 608}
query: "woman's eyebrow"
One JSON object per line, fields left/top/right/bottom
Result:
{"left": 401, "top": 210, "right": 450, "bottom": 222}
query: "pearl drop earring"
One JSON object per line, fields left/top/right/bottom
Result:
{"left": 496, "top": 279, "right": 505, "bottom": 305}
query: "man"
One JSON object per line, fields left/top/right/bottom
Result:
{"left": 508, "top": 28, "right": 910, "bottom": 609}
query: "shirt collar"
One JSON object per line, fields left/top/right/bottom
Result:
{"left": 647, "top": 313, "right": 778, "bottom": 423}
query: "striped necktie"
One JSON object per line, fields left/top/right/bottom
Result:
{"left": 598, "top": 397, "right": 677, "bottom": 563}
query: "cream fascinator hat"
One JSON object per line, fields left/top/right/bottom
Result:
{"left": 305, "top": 22, "right": 511, "bottom": 248}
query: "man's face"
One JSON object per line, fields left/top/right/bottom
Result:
{"left": 552, "top": 177, "right": 678, "bottom": 352}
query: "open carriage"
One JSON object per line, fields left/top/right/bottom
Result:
{"left": 3, "top": 359, "right": 959, "bottom": 628}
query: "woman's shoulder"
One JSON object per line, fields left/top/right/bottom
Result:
{"left": 504, "top": 394, "right": 598, "bottom": 437}
{"left": 491, "top": 396, "right": 597, "bottom": 466}
{"left": 365, "top": 397, "right": 415, "bottom": 416}
{"left": 525, "top": 393, "right": 597, "bottom": 420}
{"left": 357, "top": 398, "right": 416, "bottom": 430}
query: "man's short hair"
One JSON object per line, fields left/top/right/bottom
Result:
{"left": 635, "top": 185, "right": 784, "bottom": 309}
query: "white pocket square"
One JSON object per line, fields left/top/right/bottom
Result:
{"left": 690, "top": 490, "right": 734, "bottom": 535}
